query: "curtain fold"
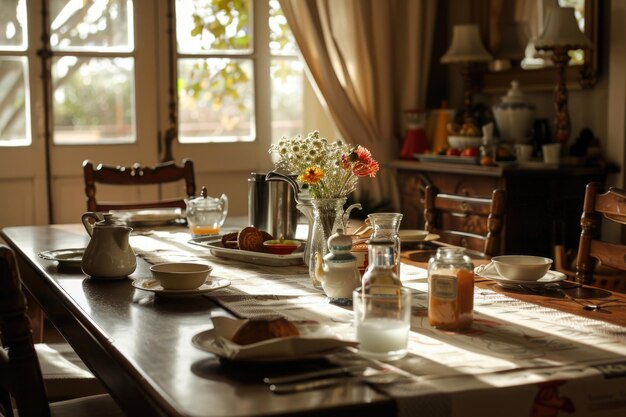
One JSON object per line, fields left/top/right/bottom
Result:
{"left": 281, "top": 0, "right": 437, "bottom": 211}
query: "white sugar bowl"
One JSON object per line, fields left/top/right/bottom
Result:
{"left": 493, "top": 80, "right": 535, "bottom": 144}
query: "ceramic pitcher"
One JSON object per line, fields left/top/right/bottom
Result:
{"left": 81, "top": 212, "right": 136, "bottom": 279}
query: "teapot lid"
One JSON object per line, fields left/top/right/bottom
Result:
{"left": 324, "top": 228, "right": 356, "bottom": 263}
{"left": 187, "top": 186, "right": 225, "bottom": 207}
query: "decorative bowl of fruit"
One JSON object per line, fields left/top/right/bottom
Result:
{"left": 447, "top": 135, "right": 483, "bottom": 149}
{"left": 447, "top": 122, "right": 482, "bottom": 149}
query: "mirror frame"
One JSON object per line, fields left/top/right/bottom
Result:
{"left": 471, "top": 0, "right": 598, "bottom": 93}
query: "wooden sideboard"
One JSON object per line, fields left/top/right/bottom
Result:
{"left": 391, "top": 160, "right": 615, "bottom": 258}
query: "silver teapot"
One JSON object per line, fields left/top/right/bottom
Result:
{"left": 81, "top": 212, "right": 136, "bottom": 279}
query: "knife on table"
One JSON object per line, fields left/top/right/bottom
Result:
{"left": 263, "top": 365, "right": 367, "bottom": 385}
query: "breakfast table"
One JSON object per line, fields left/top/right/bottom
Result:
{"left": 2, "top": 220, "right": 626, "bottom": 417}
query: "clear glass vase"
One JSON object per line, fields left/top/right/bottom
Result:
{"left": 308, "top": 198, "right": 361, "bottom": 288}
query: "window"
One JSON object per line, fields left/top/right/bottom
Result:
{"left": 1, "top": 0, "right": 308, "bottom": 147}
{"left": 0, "top": 0, "right": 30, "bottom": 147}
{"left": 50, "top": 0, "right": 135, "bottom": 144}
{"left": 175, "top": 0, "right": 304, "bottom": 143}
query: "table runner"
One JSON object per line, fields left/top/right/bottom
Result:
{"left": 131, "top": 230, "right": 626, "bottom": 417}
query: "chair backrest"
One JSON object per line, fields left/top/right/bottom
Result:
{"left": 0, "top": 245, "right": 51, "bottom": 417}
{"left": 424, "top": 185, "right": 506, "bottom": 257}
{"left": 83, "top": 159, "right": 196, "bottom": 212}
{"left": 576, "top": 182, "right": 626, "bottom": 287}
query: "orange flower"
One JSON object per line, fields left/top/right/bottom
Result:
{"left": 342, "top": 145, "right": 379, "bottom": 178}
{"left": 298, "top": 166, "right": 324, "bottom": 184}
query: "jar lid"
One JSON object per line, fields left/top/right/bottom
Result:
{"left": 494, "top": 80, "right": 535, "bottom": 110}
{"left": 502, "top": 81, "right": 532, "bottom": 104}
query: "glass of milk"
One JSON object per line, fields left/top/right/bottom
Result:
{"left": 352, "top": 286, "right": 412, "bottom": 360}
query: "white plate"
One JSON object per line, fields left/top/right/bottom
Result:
{"left": 110, "top": 208, "right": 183, "bottom": 226}
{"left": 132, "top": 278, "right": 230, "bottom": 296}
{"left": 475, "top": 268, "right": 566, "bottom": 289}
{"left": 188, "top": 237, "right": 304, "bottom": 267}
{"left": 38, "top": 248, "right": 84, "bottom": 268}
{"left": 399, "top": 230, "right": 439, "bottom": 243}
{"left": 191, "top": 318, "right": 358, "bottom": 362}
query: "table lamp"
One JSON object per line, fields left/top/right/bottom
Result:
{"left": 441, "top": 24, "right": 492, "bottom": 120}
{"left": 535, "top": 6, "right": 592, "bottom": 145}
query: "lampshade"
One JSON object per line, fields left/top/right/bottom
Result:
{"left": 535, "top": 7, "right": 592, "bottom": 49}
{"left": 441, "top": 24, "right": 492, "bottom": 63}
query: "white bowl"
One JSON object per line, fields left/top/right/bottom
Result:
{"left": 492, "top": 255, "right": 553, "bottom": 281}
{"left": 150, "top": 262, "right": 212, "bottom": 290}
{"left": 447, "top": 135, "right": 482, "bottom": 149}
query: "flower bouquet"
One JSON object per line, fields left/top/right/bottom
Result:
{"left": 269, "top": 131, "right": 379, "bottom": 288}
{"left": 268, "top": 130, "right": 379, "bottom": 199}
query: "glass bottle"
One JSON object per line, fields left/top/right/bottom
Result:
{"left": 399, "top": 109, "right": 429, "bottom": 159}
{"left": 367, "top": 213, "right": 403, "bottom": 277}
{"left": 427, "top": 247, "right": 474, "bottom": 331}
{"left": 362, "top": 239, "right": 402, "bottom": 292}
{"left": 479, "top": 122, "right": 495, "bottom": 166}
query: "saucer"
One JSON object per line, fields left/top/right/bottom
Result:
{"left": 398, "top": 230, "right": 434, "bottom": 242}
{"left": 132, "top": 278, "right": 230, "bottom": 297}
{"left": 475, "top": 268, "right": 566, "bottom": 289}
{"left": 39, "top": 248, "right": 84, "bottom": 268}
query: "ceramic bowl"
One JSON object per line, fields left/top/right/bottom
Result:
{"left": 150, "top": 262, "right": 212, "bottom": 290}
{"left": 263, "top": 239, "right": 301, "bottom": 255}
{"left": 447, "top": 135, "right": 483, "bottom": 149}
{"left": 491, "top": 255, "right": 553, "bottom": 281}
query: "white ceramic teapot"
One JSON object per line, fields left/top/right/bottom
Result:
{"left": 81, "top": 212, "right": 136, "bottom": 279}
{"left": 314, "top": 228, "right": 361, "bottom": 305}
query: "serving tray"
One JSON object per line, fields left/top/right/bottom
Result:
{"left": 188, "top": 237, "right": 304, "bottom": 267}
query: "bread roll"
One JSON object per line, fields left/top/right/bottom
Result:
{"left": 221, "top": 232, "right": 239, "bottom": 249}
{"left": 237, "top": 227, "right": 264, "bottom": 252}
{"left": 231, "top": 317, "right": 300, "bottom": 345}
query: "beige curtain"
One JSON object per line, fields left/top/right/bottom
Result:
{"left": 280, "top": 0, "right": 437, "bottom": 211}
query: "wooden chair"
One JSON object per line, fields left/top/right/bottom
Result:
{"left": 0, "top": 245, "right": 126, "bottom": 417}
{"left": 424, "top": 185, "right": 506, "bottom": 257}
{"left": 83, "top": 159, "right": 196, "bottom": 212}
{"left": 554, "top": 244, "right": 626, "bottom": 293}
{"left": 575, "top": 182, "right": 626, "bottom": 290}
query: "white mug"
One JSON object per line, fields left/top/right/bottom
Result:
{"left": 514, "top": 144, "right": 533, "bottom": 161}
{"left": 542, "top": 143, "right": 561, "bottom": 164}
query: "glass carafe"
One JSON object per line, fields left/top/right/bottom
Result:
{"left": 361, "top": 238, "right": 402, "bottom": 292}
{"left": 367, "top": 213, "right": 403, "bottom": 277}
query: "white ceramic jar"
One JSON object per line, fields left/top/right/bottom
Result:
{"left": 493, "top": 80, "right": 535, "bottom": 144}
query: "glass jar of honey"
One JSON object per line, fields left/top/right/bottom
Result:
{"left": 427, "top": 247, "right": 474, "bottom": 330}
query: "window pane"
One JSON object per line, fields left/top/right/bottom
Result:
{"left": 176, "top": 0, "right": 252, "bottom": 54}
{"left": 271, "top": 58, "right": 303, "bottom": 140}
{"left": 52, "top": 57, "right": 135, "bottom": 144}
{"left": 50, "top": 0, "right": 134, "bottom": 52}
{"left": 269, "top": 0, "right": 297, "bottom": 55}
{"left": 0, "top": 0, "right": 27, "bottom": 50}
{"left": 0, "top": 57, "right": 30, "bottom": 146}
{"left": 178, "top": 58, "right": 254, "bottom": 142}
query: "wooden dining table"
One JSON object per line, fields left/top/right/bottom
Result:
{"left": 3, "top": 222, "right": 626, "bottom": 417}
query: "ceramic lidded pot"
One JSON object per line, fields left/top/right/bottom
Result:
{"left": 493, "top": 80, "right": 536, "bottom": 144}
{"left": 314, "top": 228, "right": 361, "bottom": 305}
{"left": 81, "top": 212, "right": 136, "bottom": 279}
